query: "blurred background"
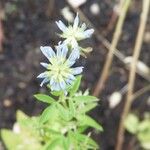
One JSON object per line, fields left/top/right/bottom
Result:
{"left": 0, "top": 0, "right": 149, "bottom": 150}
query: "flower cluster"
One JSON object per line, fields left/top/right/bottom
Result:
{"left": 56, "top": 14, "right": 94, "bottom": 48}
{"left": 37, "top": 44, "right": 83, "bottom": 91}
{"left": 38, "top": 13, "right": 94, "bottom": 91}
{"left": 56, "top": 13, "right": 94, "bottom": 57}
{"left": 1, "top": 13, "right": 101, "bottom": 150}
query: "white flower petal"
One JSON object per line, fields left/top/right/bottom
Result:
{"left": 56, "top": 43, "right": 68, "bottom": 59}
{"left": 50, "top": 81, "right": 56, "bottom": 91}
{"left": 65, "top": 79, "right": 73, "bottom": 85}
{"left": 67, "top": 60, "right": 76, "bottom": 67}
{"left": 60, "top": 81, "right": 66, "bottom": 89}
{"left": 73, "top": 13, "right": 79, "bottom": 29}
{"left": 81, "top": 23, "right": 86, "bottom": 30}
{"left": 50, "top": 77, "right": 55, "bottom": 85}
{"left": 37, "top": 72, "right": 48, "bottom": 78}
{"left": 83, "top": 29, "right": 94, "bottom": 38}
{"left": 40, "top": 62, "right": 49, "bottom": 68}
{"left": 68, "top": 74, "right": 76, "bottom": 80}
{"left": 40, "top": 46, "right": 55, "bottom": 60}
{"left": 57, "top": 46, "right": 62, "bottom": 57}
{"left": 40, "top": 78, "right": 49, "bottom": 87}
{"left": 61, "top": 44, "right": 68, "bottom": 58}
{"left": 68, "top": 48, "right": 80, "bottom": 64}
{"left": 72, "top": 67, "right": 83, "bottom": 75}
{"left": 52, "top": 82, "right": 61, "bottom": 91}
{"left": 70, "top": 38, "right": 78, "bottom": 47}
{"left": 56, "top": 20, "right": 67, "bottom": 32}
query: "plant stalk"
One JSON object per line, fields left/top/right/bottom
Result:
{"left": 115, "top": 0, "right": 150, "bottom": 150}
{"left": 93, "top": 0, "right": 131, "bottom": 96}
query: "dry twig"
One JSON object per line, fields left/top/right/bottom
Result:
{"left": 93, "top": 0, "right": 131, "bottom": 96}
{"left": 0, "top": 1, "right": 4, "bottom": 52}
{"left": 103, "top": 0, "right": 124, "bottom": 36}
{"left": 46, "top": 0, "right": 55, "bottom": 17}
{"left": 115, "top": 0, "right": 150, "bottom": 150}
{"left": 133, "top": 84, "right": 150, "bottom": 101}
{"left": 65, "top": 0, "right": 150, "bottom": 82}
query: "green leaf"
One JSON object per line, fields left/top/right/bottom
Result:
{"left": 77, "top": 133, "right": 99, "bottom": 149}
{"left": 1, "top": 128, "right": 42, "bottom": 150}
{"left": 78, "top": 115, "right": 103, "bottom": 131}
{"left": 73, "top": 95, "right": 98, "bottom": 103}
{"left": 56, "top": 103, "right": 72, "bottom": 121}
{"left": 1, "top": 129, "right": 21, "bottom": 150}
{"left": 62, "top": 137, "right": 70, "bottom": 150}
{"left": 137, "top": 119, "right": 150, "bottom": 150}
{"left": 40, "top": 105, "right": 57, "bottom": 124}
{"left": 45, "top": 137, "right": 64, "bottom": 150}
{"left": 16, "top": 110, "right": 29, "bottom": 121}
{"left": 124, "top": 113, "right": 139, "bottom": 134}
{"left": 34, "top": 94, "right": 55, "bottom": 104}
{"left": 80, "top": 103, "right": 97, "bottom": 113}
{"left": 68, "top": 99, "right": 76, "bottom": 117}
{"left": 51, "top": 91, "right": 63, "bottom": 97}
{"left": 77, "top": 126, "right": 88, "bottom": 133}
{"left": 138, "top": 132, "right": 150, "bottom": 149}
{"left": 70, "top": 75, "right": 82, "bottom": 96}
{"left": 69, "top": 131, "right": 98, "bottom": 150}
{"left": 138, "top": 119, "right": 150, "bottom": 132}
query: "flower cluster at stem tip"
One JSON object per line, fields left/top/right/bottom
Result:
{"left": 37, "top": 13, "right": 94, "bottom": 91}
{"left": 56, "top": 13, "right": 94, "bottom": 48}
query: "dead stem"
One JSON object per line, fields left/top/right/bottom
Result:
{"left": 115, "top": 0, "right": 150, "bottom": 150}
{"left": 132, "top": 84, "right": 150, "bottom": 101}
{"left": 65, "top": 0, "right": 150, "bottom": 83}
{"left": 103, "top": 0, "right": 124, "bottom": 36}
{"left": 0, "top": 1, "right": 4, "bottom": 52}
{"left": 93, "top": 0, "right": 131, "bottom": 96}
{"left": 46, "top": 0, "right": 55, "bottom": 17}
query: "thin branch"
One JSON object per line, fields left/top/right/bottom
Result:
{"left": 65, "top": 0, "right": 150, "bottom": 82}
{"left": 46, "top": 0, "right": 55, "bottom": 17}
{"left": 103, "top": 0, "right": 124, "bottom": 36}
{"left": 65, "top": 0, "right": 125, "bottom": 62}
{"left": 115, "top": 1, "right": 150, "bottom": 150}
{"left": 93, "top": 0, "right": 131, "bottom": 96}
{"left": 0, "top": 1, "right": 4, "bottom": 52}
{"left": 132, "top": 84, "right": 150, "bottom": 102}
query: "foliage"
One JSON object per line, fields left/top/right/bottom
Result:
{"left": 125, "top": 113, "right": 150, "bottom": 150}
{"left": 1, "top": 14, "right": 102, "bottom": 150}
{"left": 1, "top": 77, "right": 102, "bottom": 150}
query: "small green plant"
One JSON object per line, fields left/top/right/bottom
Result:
{"left": 1, "top": 14, "right": 102, "bottom": 150}
{"left": 125, "top": 113, "right": 150, "bottom": 150}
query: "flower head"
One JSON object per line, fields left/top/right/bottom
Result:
{"left": 56, "top": 13, "right": 94, "bottom": 48}
{"left": 37, "top": 44, "right": 83, "bottom": 91}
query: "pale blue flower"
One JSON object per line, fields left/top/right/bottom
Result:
{"left": 56, "top": 13, "right": 94, "bottom": 48}
{"left": 37, "top": 44, "right": 83, "bottom": 91}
